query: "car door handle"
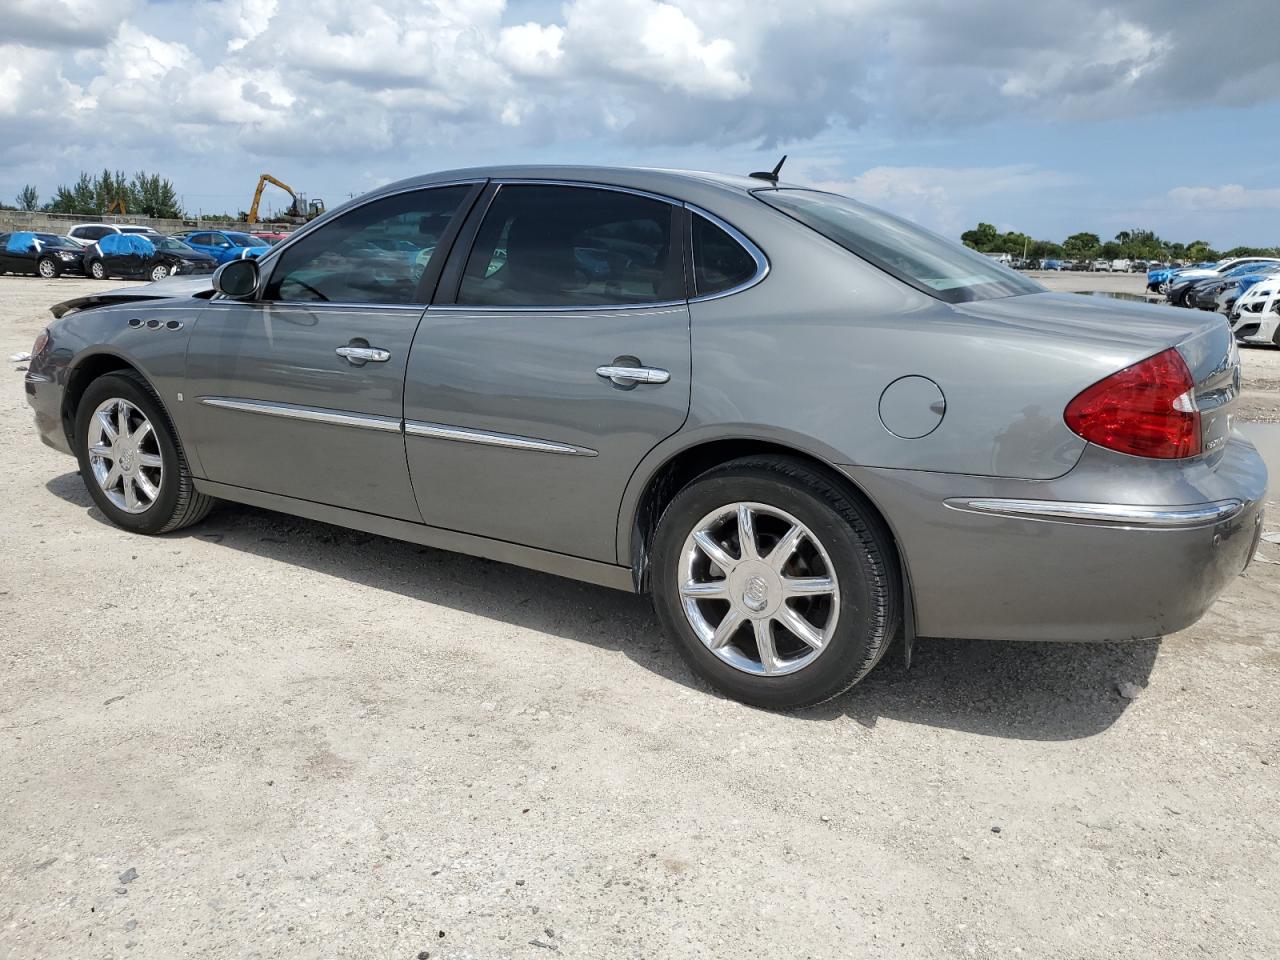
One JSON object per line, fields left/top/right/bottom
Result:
{"left": 595, "top": 364, "right": 670, "bottom": 386}
{"left": 336, "top": 345, "right": 391, "bottom": 363}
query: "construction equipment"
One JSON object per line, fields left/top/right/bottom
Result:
{"left": 246, "top": 174, "right": 325, "bottom": 226}
{"left": 106, "top": 194, "right": 127, "bottom": 216}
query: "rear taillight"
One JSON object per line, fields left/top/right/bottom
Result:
{"left": 1064, "top": 347, "right": 1201, "bottom": 459}
{"left": 32, "top": 329, "right": 50, "bottom": 356}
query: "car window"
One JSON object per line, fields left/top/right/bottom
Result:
{"left": 457, "top": 185, "right": 681, "bottom": 307}
{"left": 265, "top": 185, "right": 470, "bottom": 304}
{"left": 692, "top": 214, "right": 759, "bottom": 297}
{"left": 756, "top": 188, "right": 1045, "bottom": 304}
{"left": 78, "top": 226, "right": 109, "bottom": 240}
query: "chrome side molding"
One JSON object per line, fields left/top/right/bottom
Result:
{"left": 944, "top": 497, "right": 1245, "bottom": 528}
{"left": 196, "top": 396, "right": 402, "bottom": 433}
{"left": 405, "top": 420, "right": 597, "bottom": 457}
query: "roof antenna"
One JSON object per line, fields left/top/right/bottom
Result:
{"left": 749, "top": 155, "right": 787, "bottom": 184}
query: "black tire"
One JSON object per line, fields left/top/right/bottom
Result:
{"left": 650, "top": 456, "right": 901, "bottom": 710}
{"left": 37, "top": 257, "right": 59, "bottom": 279}
{"left": 1180, "top": 288, "right": 1197, "bottom": 308}
{"left": 88, "top": 259, "right": 107, "bottom": 280}
{"left": 73, "top": 370, "right": 215, "bottom": 535}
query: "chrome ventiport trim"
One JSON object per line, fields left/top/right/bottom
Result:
{"left": 404, "top": 420, "right": 597, "bottom": 457}
{"left": 944, "top": 497, "right": 1245, "bottom": 528}
{"left": 197, "top": 397, "right": 402, "bottom": 433}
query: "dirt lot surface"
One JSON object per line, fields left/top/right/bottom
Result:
{"left": 2, "top": 275, "right": 1278, "bottom": 960}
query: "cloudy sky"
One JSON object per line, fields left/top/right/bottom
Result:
{"left": 3, "top": 0, "right": 1278, "bottom": 245}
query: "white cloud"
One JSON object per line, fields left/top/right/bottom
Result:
{"left": 1166, "top": 185, "right": 1280, "bottom": 211}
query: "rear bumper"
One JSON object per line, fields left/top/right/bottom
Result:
{"left": 844, "top": 432, "right": 1268, "bottom": 642}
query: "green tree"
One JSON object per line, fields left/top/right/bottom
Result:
{"left": 16, "top": 184, "right": 39, "bottom": 211}
{"left": 42, "top": 169, "right": 185, "bottom": 218}
{"left": 1063, "top": 232, "right": 1102, "bottom": 261}
{"left": 961, "top": 222, "right": 1000, "bottom": 251}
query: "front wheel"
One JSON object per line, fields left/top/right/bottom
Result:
{"left": 150, "top": 264, "right": 169, "bottom": 282}
{"left": 88, "top": 259, "right": 107, "bottom": 280}
{"left": 74, "top": 371, "right": 215, "bottom": 535}
{"left": 651, "top": 456, "right": 901, "bottom": 709}
{"left": 37, "top": 257, "right": 58, "bottom": 278}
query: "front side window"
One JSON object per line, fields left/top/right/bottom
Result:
{"left": 457, "top": 185, "right": 681, "bottom": 307}
{"left": 757, "top": 188, "right": 1044, "bottom": 303}
{"left": 692, "top": 214, "right": 759, "bottom": 297}
{"left": 265, "top": 185, "right": 470, "bottom": 304}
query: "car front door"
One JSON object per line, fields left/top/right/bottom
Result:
{"left": 183, "top": 182, "right": 482, "bottom": 521}
{"left": 403, "top": 182, "right": 692, "bottom": 563}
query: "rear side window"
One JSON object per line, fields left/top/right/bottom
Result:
{"left": 757, "top": 188, "right": 1044, "bottom": 303}
{"left": 457, "top": 185, "right": 682, "bottom": 307}
{"left": 693, "top": 214, "right": 759, "bottom": 297}
{"left": 264, "top": 185, "right": 470, "bottom": 304}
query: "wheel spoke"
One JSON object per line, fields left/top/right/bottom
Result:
{"left": 116, "top": 402, "right": 131, "bottom": 441}
{"left": 681, "top": 579, "right": 729, "bottom": 599}
{"left": 89, "top": 443, "right": 114, "bottom": 458}
{"left": 96, "top": 410, "right": 118, "bottom": 442}
{"left": 135, "top": 471, "right": 159, "bottom": 501}
{"left": 104, "top": 463, "right": 122, "bottom": 488}
{"left": 754, "top": 619, "right": 780, "bottom": 675}
{"left": 776, "top": 605, "right": 825, "bottom": 651}
{"left": 737, "top": 504, "right": 758, "bottom": 560}
{"left": 767, "top": 524, "right": 803, "bottom": 573}
{"left": 132, "top": 420, "right": 153, "bottom": 445}
{"left": 782, "top": 576, "right": 835, "bottom": 597}
{"left": 693, "top": 531, "right": 739, "bottom": 575}
{"left": 138, "top": 452, "right": 163, "bottom": 468}
{"left": 709, "top": 608, "right": 744, "bottom": 650}
{"left": 122, "top": 476, "right": 140, "bottom": 511}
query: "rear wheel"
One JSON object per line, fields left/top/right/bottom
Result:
{"left": 88, "top": 259, "right": 107, "bottom": 280}
{"left": 651, "top": 456, "right": 901, "bottom": 709}
{"left": 74, "top": 371, "right": 215, "bottom": 535}
{"left": 37, "top": 257, "right": 58, "bottom": 278}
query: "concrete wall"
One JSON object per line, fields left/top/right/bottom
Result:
{"left": 0, "top": 210, "right": 279, "bottom": 235}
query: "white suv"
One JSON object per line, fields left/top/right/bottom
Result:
{"left": 65, "top": 223, "right": 161, "bottom": 247}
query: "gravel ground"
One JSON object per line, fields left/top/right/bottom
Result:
{"left": 2, "top": 275, "right": 1278, "bottom": 960}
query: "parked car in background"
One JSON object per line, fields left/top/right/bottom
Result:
{"left": 1195, "top": 268, "right": 1280, "bottom": 313}
{"left": 65, "top": 223, "right": 160, "bottom": 248}
{"left": 0, "top": 231, "right": 86, "bottom": 277}
{"left": 1230, "top": 277, "right": 1280, "bottom": 346}
{"left": 1039, "top": 258, "right": 1064, "bottom": 270}
{"left": 24, "top": 165, "right": 1267, "bottom": 709}
{"left": 1090, "top": 259, "right": 1111, "bottom": 272}
{"left": 173, "top": 229, "right": 272, "bottom": 264}
{"left": 1167, "top": 262, "right": 1275, "bottom": 308}
{"left": 83, "top": 233, "right": 217, "bottom": 281}
{"left": 1159, "top": 257, "right": 1280, "bottom": 298}
{"left": 250, "top": 230, "right": 290, "bottom": 244}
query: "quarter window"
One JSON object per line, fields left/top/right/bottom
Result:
{"left": 693, "top": 214, "right": 758, "bottom": 296}
{"left": 457, "top": 185, "right": 681, "bottom": 307}
{"left": 264, "top": 185, "right": 470, "bottom": 304}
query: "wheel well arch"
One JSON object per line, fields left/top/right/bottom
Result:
{"left": 624, "top": 438, "right": 913, "bottom": 614}
{"left": 60, "top": 352, "right": 143, "bottom": 447}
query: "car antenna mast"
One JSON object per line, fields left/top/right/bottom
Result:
{"left": 749, "top": 155, "right": 787, "bottom": 184}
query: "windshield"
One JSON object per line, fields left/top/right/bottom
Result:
{"left": 156, "top": 237, "right": 196, "bottom": 253}
{"left": 227, "top": 233, "right": 261, "bottom": 247}
{"left": 756, "top": 188, "right": 1043, "bottom": 303}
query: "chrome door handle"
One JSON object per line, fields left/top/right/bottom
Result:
{"left": 336, "top": 346, "right": 391, "bottom": 363}
{"left": 595, "top": 364, "right": 671, "bottom": 386}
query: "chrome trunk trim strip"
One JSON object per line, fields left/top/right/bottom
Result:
{"left": 196, "top": 396, "right": 402, "bottom": 433}
{"left": 404, "top": 420, "right": 597, "bottom": 457}
{"left": 944, "top": 497, "right": 1245, "bottom": 528}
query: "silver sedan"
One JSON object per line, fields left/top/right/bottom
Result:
{"left": 25, "top": 166, "right": 1268, "bottom": 709}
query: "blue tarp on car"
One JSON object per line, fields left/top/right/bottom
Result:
{"left": 4, "top": 232, "right": 42, "bottom": 254}
{"left": 97, "top": 233, "right": 156, "bottom": 256}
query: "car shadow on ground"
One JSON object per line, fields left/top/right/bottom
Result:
{"left": 48, "top": 471, "right": 1157, "bottom": 742}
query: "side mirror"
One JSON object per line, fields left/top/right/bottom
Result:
{"left": 213, "top": 258, "right": 259, "bottom": 300}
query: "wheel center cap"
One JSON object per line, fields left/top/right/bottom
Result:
{"left": 742, "top": 575, "right": 770, "bottom": 612}
{"left": 118, "top": 448, "right": 134, "bottom": 471}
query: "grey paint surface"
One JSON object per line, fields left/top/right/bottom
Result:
{"left": 25, "top": 164, "right": 1270, "bottom": 646}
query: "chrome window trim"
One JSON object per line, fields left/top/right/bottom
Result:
{"left": 427, "top": 301, "right": 687, "bottom": 314}
{"left": 199, "top": 299, "right": 424, "bottom": 314}
{"left": 405, "top": 420, "right": 598, "bottom": 457}
{"left": 685, "top": 203, "right": 770, "bottom": 302}
{"left": 491, "top": 178, "right": 681, "bottom": 205}
{"left": 944, "top": 497, "right": 1245, "bottom": 528}
{"left": 197, "top": 396, "right": 403, "bottom": 433}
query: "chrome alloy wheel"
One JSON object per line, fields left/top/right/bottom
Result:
{"left": 678, "top": 502, "right": 840, "bottom": 676}
{"left": 86, "top": 398, "right": 164, "bottom": 514}
{"left": 38, "top": 258, "right": 56, "bottom": 278}
{"left": 150, "top": 264, "right": 169, "bottom": 282}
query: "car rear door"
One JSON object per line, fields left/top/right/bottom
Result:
{"left": 403, "top": 181, "right": 692, "bottom": 563}
{"left": 183, "top": 182, "right": 482, "bottom": 521}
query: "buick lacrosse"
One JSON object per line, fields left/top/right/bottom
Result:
{"left": 25, "top": 166, "right": 1268, "bottom": 708}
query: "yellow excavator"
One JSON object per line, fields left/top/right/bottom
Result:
{"left": 106, "top": 194, "right": 127, "bottom": 216}
{"left": 246, "top": 174, "right": 325, "bottom": 226}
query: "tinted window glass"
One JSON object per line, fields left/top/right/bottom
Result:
{"left": 757, "top": 188, "right": 1044, "bottom": 304}
{"left": 693, "top": 215, "right": 758, "bottom": 296}
{"left": 265, "top": 186, "right": 468, "bottom": 304}
{"left": 458, "top": 185, "right": 680, "bottom": 307}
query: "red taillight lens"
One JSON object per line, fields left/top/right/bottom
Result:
{"left": 1064, "top": 347, "right": 1201, "bottom": 459}
{"left": 32, "top": 329, "right": 50, "bottom": 356}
